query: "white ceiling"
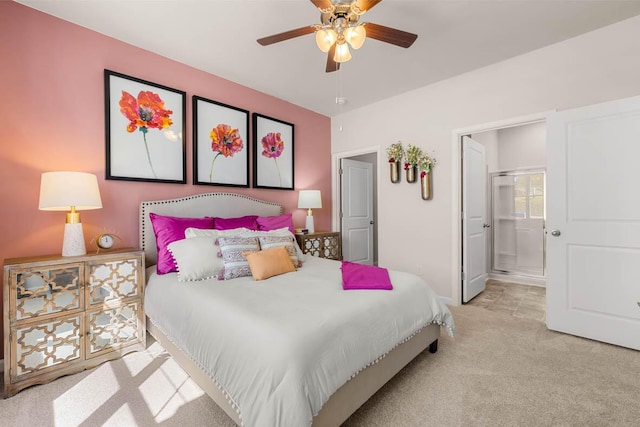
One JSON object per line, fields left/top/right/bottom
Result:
{"left": 17, "top": 0, "right": 640, "bottom": 116}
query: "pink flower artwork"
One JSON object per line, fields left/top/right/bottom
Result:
{"left": 261, "top": 132, "right": 285, "bottom": 186}
{"left": 209, "top": 123, "right": 244, "bottom": 182}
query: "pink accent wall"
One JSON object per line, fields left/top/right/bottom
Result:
{"left": 0, "top": 2, "right": 331, "bottom": 343}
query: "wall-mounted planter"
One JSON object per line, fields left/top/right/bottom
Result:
{"left": 406, "top": 166, "right": 417, "bottom": 183}
{"left": 421, "top": 171, "right": 433, "bottom": 200}
{"left": 390, "top": 161, "right": 401, "bottom": 183}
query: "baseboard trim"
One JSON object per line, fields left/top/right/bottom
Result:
{"left": 439, "top": 296, "right": 452, "bottom": 306}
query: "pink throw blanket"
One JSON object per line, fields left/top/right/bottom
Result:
{"left": 341, "top": 261, "right": 393, "bottom": 290}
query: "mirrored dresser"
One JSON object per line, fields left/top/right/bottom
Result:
{"left": 3, "top": 248, "right": 145, "bottom": 397}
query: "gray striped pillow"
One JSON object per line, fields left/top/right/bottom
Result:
{"left": 218, "top": 236, "right": 260, "bottom": 280}
{"left": 258, "top": 235, "right": 300, "bottom": 268}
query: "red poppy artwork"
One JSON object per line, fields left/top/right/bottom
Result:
{"left": 193, "top": 96, "right": 249, "bottom": 187}
{"left": 105, "top": 70, "right": 186, "bottom": 184}
{"left": 209, "top": 123, "right": 244, "bottom": 182}
{"left": 119, "top": 90, "right": 174, "bottom": 178}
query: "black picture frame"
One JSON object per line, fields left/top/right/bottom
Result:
{"left": 104, "top": 69, "right": 186, "bottom": 183}
{"left": 252, "top": 113, "right": 295, "bottom": 190}
{"left": 193, "top": 96, "right": 250, "bottom": 187}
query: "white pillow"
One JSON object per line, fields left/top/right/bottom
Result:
{"left": 184, "top": 227, "right": 250, "bottom": 239}
{"left": 167, "top": 237, "right": 222, "bottom": 281}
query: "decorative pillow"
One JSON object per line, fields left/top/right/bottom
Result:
{"left": 257, "top": 234, "right": 300, "bottom": 267}
{"left": 184, "top": 227, "right": 250, "bottom": 239}
{"left": 256, "top": 213, "right": 294, "bottom": 234}
{"left": 149, "top": 213, "right": 214, "bottom": 275}
{"left": 167, "top": 237, "right": 221, "bottom": 281}
{"left": 244, "top": 246, "right": 296, "bottom": 281}
{"left": 341, "top": 261, "right": 393, "bottom": 290}
{"left": 217, "top": 236, "right": 260, "bottom": 280}
{"left": 238, "top": 228, "right": 306, "bottom": 264}
{"left": 214, "top": 215, "right": 258, "bottom": 231}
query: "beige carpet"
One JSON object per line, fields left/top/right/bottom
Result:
{"left": 1, "top": 305, "right": 638, "bottom": 426}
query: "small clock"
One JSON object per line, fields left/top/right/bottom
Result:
{"left": 94, "top": 233, "right": 120, "bottom": 252}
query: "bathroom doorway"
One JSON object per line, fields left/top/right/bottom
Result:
{"left": 491, "top": 169, "right": 545, "bottom": 280}
{"left": 469, "top": 120, "right": 547, "bottom": 288}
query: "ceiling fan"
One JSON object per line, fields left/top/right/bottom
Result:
{"left": 257, "top": 0, "right": 418, "bottom": 73}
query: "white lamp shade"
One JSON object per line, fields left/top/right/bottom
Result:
{"left": 315, "top": 29, "right": 337, "bottom": 53}
{"left": 298, "top": 190, "right": 322, "bottom": 209}
{"left": 333, "top": 42, "right": 352, "bottom": 63}
{"left": 346, "top": 25, "right": 366, "bottom": 49}
{"left": 39, "top": 171, "right": 102, "bottom": 211}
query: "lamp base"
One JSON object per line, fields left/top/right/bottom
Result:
{"left": 305, "top": 215, "right": 315, "bottom": 234}
{"left": 62, "top": 222, "right": 87, "bottom": 257}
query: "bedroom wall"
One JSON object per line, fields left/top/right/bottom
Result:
{"left": 331, "top": 14, "right": 640, "bottom": 300}
{"left": 0, "top": 2, "right": 331, "bottom": 343}
{"left": 496, "top": 122, "right": 547, "bottom": 172}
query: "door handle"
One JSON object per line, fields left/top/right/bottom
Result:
{"left": 483, "top": 223, "right": 491, "bottom": 228}
{"left": 550, "top": 229, "right": 561, "bottom": 236}
{"left": 370, "top": 221, "right": 375, "bottom": 225}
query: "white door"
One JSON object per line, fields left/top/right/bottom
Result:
{"left": 547, "top": 96, "right": 640, "bottom": 351}
{"left": 462, "top": 136, "right": 488, "bottom": 303}
{"left": 341, "top": 158, "right": 374, "bottom": 264}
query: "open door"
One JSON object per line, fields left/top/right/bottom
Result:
{"left": 462, "top": 136, "right": 488, "bottom": 303}
{"left": 546, "top": 96, "right": 640, "bottom": 350}
{"left": 341, "top": 158, "right": 374, "bottom": 265}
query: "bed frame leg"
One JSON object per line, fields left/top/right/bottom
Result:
{"left": 428, "top": 339, "right": 438, "bottom": 354}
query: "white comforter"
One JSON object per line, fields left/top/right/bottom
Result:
{"left": 144, "top": 256, "right": 455, "bottom": 427}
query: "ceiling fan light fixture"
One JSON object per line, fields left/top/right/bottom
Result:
{"left": 315, "top": 28, "right": 337, "bottom": 52}
{"left": 345, "top": 24, "right": 366, "bottom": 49}
{"left": 257, "top": 0, "right": 418, "bottom": 73}
{"left": 334, "top": 41, "right": 352, "bottom": 63}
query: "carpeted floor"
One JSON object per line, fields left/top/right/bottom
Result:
{"left": 1, "top": 304, "right": 638, "bottom": 426}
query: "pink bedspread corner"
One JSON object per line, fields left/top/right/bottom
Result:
{"left": 341, "top": 261, "right": 393, "bottom": 290}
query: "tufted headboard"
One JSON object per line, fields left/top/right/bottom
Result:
{"left": 139, "top": 192, "right": 283, "bottom": 265}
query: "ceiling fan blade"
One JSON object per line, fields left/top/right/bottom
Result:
{"left": 364, "top": 22, "right": 418, "bottom": 48}
{"left": 257, "top": 26, "right": 316, "bottom": 46}
{"left": 310, "top": 0, "right": 333, "bottom": 11}
{"left": 355, "top": 0, "right": 383, "bottom": 12}
{"left": 326, "top": 44, "right": 340, "bottom": 73}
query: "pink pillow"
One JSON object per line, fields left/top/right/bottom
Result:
{"left": 149, "top": 213, "right": 214, "bottom": 275}
{"left": 341, "top": 261, "right": 393, "bottom": 290}
{"left": 256, "top": 213, "right": 294, "bottom": 234}
{"left": 214, "top": 215, "right": 258, "bottom": 230}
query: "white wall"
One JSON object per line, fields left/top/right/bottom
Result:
{"left": 331, "top": 15, "right": 640, "bottom": 299}
{"left": 497, "top": 122, "right": 547, "bottom": 171}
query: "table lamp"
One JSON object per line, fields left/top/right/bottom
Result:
{"left": 298, "top": 190, "right": 322, "bottom": 234}
{"left": 38, "top": 171, "right": 103, "bottom": 256}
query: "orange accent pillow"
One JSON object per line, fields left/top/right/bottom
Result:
{"left": 243, "top": 246, "right": 296, "bottom": 280}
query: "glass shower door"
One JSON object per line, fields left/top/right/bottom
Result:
{"left": 491, "top": 170, "right": 545, "bottom": 277}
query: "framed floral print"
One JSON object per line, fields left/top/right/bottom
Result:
{"left": 193, "top": 96, "right": 249, "bottom": 187}
{"left": 104, "top": 69, "right": 186, "bottom": 183}
{"left": 252, "top": 113, "right": 294, "bottom": 190}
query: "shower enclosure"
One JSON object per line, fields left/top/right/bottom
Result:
{"left": 491, "top": 170, "right": 545, "bottom": 278}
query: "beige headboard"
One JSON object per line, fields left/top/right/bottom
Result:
{"left": 140, "top": 192, "right": 283, "bottom": 265}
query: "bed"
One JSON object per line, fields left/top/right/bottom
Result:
{"left": 139, "top": 192, "right": 455, "bottom": 426}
